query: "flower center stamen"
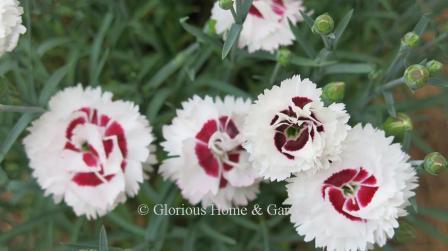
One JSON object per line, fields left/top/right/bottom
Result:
{"left": 270, "top": 97, "right": 324, "bottom": 160}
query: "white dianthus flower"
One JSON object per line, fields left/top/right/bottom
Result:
{"left": 211, "top": 0, "right": 306, "bottom": 53}
{"left": 23, "top": 85, "right": 155, "bottom": 219}
{"left": 0, "top": 0, "right": 26, "bottom": 56}
{"left": 285, "top": 124, "right": 418, "bottom": 251}
{"left": 243, "top": 75, "right": 350, "bottom": 181}
{"left": 160, "top": 95, "right": 260, "bottom": 209}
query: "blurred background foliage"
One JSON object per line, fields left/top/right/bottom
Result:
{"left": 0, "top": 0, "right": 447, "bottom": 250}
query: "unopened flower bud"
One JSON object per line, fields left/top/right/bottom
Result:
{"left": 383, "top": 113, "right": 413, "bottom": 139}
{"left": 219, "top": 0, "right": 234, "bottom": 10}
{"left": 426, "top": 60, "right": 443, "bottom": 74}
{"left": 424, "top": 152, "right": 447, "bottom": 175}
{"left": 322, "top": 82, "right": 345, "bottom": 103}
{"left": 403, "top": 64, "right": 429, "bottom": 91}
{"left": 312, "top": 13, "right": 334, "bottom": 35}
{"left": 207, "top": 19, "right": 217, "bottom": 35}
{"left": 401, "top": 32, "right": 420, "bottom": 48}
{"left": 277, "top": 49, "right": 292, "bottom": 66}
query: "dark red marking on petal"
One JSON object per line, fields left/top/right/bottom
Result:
{"left": 270, "top": 115, "right": 279, "bottom": 126}
{"left": 91, "top": 109, "right": 98, "bottom": 125}
{"left": 344, "top": 197, "right": 360, "bottom": 212}
{"left": 357, "top": 185, "right": 378, "bottom": 207}
{"left": 274, "top": 132, "right": 286, "bottom": 152}
{"left": 72, "top": 173, "right": 114, "bottom": 186}
{"left": 196, "top": 120, "right": 218, "bottom": 143}
{"left": 363, "top": 175, "right": 377, "bottom": 185}
{"left": 219, "top": 176, "right": 228, "bottom": 188}
{"left": 105, "top": 122, "right": 128, "bottom": 158}
{"left": 66, "top": 117, "right": 86, "bottom": 139}
{"left": 220, "top": 116, "right": 239, "bottom": 139}
{"left": 352, "top": 168, "right": 369, "bottom": 182}
{"left": 82, "top": 153, "right": 98, "bottom": 167}
{"left": 272, "top": 0, "right": 286, "bottom": 16}
{"left": 292, "top": 97, "right": 312, "bottom": 109}
{"left": 322, "top": 168, "right": 379, "bottom": 222}
{"left": 223, "top": 153, "right": 239, "bottom": 171}
{"left": 195, "top": 143, "right": 220, "bottom": 177}
{"left": 283, "top": 128, "right": 309, "bottom": 151}
{"left": 100, "top": 115, "right": 110, "bottom": 127}
{"left": 64, "top": 142, "right": 80, "bottom": 152}
{"left": 249, "top": 5, "right": 263, "bottom": 18}
{"left": 65, "top": 107, "right": 128, "bottom": 187}
{"left": 327, "top": 187, "right": 362, "bottom": 221}
{"left": 324, "top": 169, "right": 357, "bottom": 187}
{"left": 103, "top": 139, "right": 113, "bottom": 157}
{"left": 79, "top": 107, "right": 91, "bottom": 117}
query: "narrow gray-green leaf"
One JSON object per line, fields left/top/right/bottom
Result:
{"left": 292, "top": 56, "right": 336, "bottom": 67}
{"left": 299, "top": 10, "right": 314, "bottom": 29}
{"left": 429, "top": 77, "right": 448, "bottom": 88}
{"left": 179, "top": 17, "right": 222, "bottom": 49}
{"left": 144, "top": 44, "right": 198, "bottom": 91}
{"left": 288, "top": 20, "right": 316, "bottom": 58}
{"left": 0, "top": 113, "right": 34, "bottom": 164}
{"left": 383, "top": 91, "right": 396, "bottom": 117}
{"left": 222, "top": 24, "right": 242, "bottom": 59}
{"left": 199, "top": 223, "right": 236, "bottom": 245}
{"left": 38, "top": 66, "right": 69, "bottom": 106}
{"left": 333, "top": 9, "right": 354, "bottom": 48}
{"left": 413, "top": 14, "right": 431, "bottom": 36}
{"left": 99, "top": 225, "right": 109, "bottom": 251}
{"left": 324, "top": 63, "right": 374, "bottom": 74}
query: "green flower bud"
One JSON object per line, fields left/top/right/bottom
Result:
{"left": 424, "top": 152, "right": 447, "bottom": 175}
{"left": 426, "top": 60, "right": 443, "bottom": 74}
{"left": 277, "top": 48, "right": 292, "bottom": 66}
{"left": 383, "top": 113, "right": 413, "bottom": 139}
{"left": 219, "top": 0, "right": 234, "bottom": 10}
{"left": 401, "top": 32, "right": 420, "bottom": 48}
{"left": 322, "top": 82, "right": 345, "bottom": 103}
{"left": 207, "top": 19, "right": 217, "bottom": 35}
{"left": 403, "top": 64, "right": 429, "bottom": 91}
{"left": 312, "top": 13, "right": 334, "bottom": 35}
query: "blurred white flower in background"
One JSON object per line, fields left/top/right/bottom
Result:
{"left": 160, "top": 95, "right": 260, "bottom": 209}
{"left": 0, "top": 0, "right": 26, "bottom": 56}
{"left": 23, "top": 85, "right": 155, "bottom": 219}
{"left": 242, "top": 75, "right": 350, "bottom": 181}
{"left": 211, "top": 0, "right": 306, "bottom": 53}
{"left": 285, "top": 124, "right": 418, "bottom": 251}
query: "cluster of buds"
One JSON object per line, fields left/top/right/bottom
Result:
{"left": 400, "top": 31, "right": 444, "bottom": 91}
{"left": 403, "top": 59, "right": 444, "bottom": 91}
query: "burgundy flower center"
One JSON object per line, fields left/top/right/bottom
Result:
{"left": 195, "top": 116, "right": 242, "bottom": 189}
{"left": 322, "top": 168, "right": 379, "bottom": 222}
{"left": 270, "top": 97, "right": 324, "bottom": 160}
{"left": 248, "top": 0, "right": 286, "bottom": 19}
{"left": 64, "top": 107, "right": 127, "bottom": 187}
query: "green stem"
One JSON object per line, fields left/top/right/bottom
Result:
{"left": 375, "top": 78, "right": 404, "bottom": 93}
{"left": 0, "top": 104, "right": 46, "bottom": 113}
{"left": 230, "top": 7, "right": 238, "bottom": 22}
{"left": 358, "top": 78, "right": 404, "bottom": 109}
